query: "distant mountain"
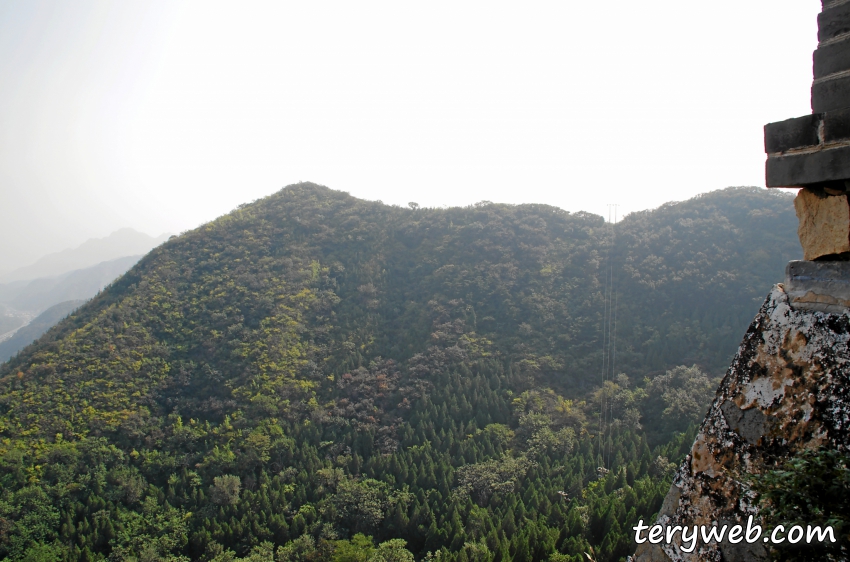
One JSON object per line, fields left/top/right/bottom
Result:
{"left": 0, "top": 300, "right": 84, "bottom": 363}
{"left": 0, "top": 255, "right": 142, "bottom": 313}
{"left": 0, "top": 228, "right": 170, "bottom": 283}
{"left": 0, "top": 254, "right": 153, "bottom": 364}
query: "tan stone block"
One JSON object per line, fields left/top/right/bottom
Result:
{"left": 633, "top": 543, "right": 673, "bottom": 562}
{"left": 794, "top": 188, "right": 850, "bottom": 260}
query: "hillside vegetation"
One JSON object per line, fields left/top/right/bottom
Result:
{"left": 0, "top": 184, "right": 799, "bottom": 561}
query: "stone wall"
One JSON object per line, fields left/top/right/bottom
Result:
{"left": 765, "top": 0, "right": 850, "bottom": 191}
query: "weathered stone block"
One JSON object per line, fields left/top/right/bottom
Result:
{"left": 814, "top": 37, "right": 850, "bottom": 78}
{"left": 785, "top": 260, "right": 850, "bottom": 312}
{"left": 632, "top": 285, "right": 850, "bottom": 561}
{"left": 812, "top": 73, "right": 850, "bottom": 112}
{"left": 818, "top": 2, "right": 850, "bottom": 43}
{"left": 794, "top": 188, "right": 850, "bottom": 260}
{"left": 764, "top": 114, "right": 821, "bottom": 153}
{"left": 824, "top": 106, "right": 850, "bottom": 141}
{"left": 632, "top": 543, "right": 672, "bottom": 562}
{"left": 766, "top": 144, "right": 850, "bottom": 186}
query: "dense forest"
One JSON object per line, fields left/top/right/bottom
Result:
{"left": 0, "top": 184, "right": 800, "bottom": 561}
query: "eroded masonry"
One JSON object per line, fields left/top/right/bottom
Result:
{"left": 633, "top": 1, "right": 850, "bottom": 560}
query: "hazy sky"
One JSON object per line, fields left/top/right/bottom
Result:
{"left": 0, "top": 1, "right": 818, "bottom": 271}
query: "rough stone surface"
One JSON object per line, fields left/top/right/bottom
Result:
{"left": 632, "top": 285, "right": 850, "bottom": 561}
{"left": 785, "top": 259, "right": 850, "bottom": 313}
{"left": 794, "top": 188, "right": 850, "bottom": 260}
{"left": 633, "top": 542, "right": 673, "bottom": 562}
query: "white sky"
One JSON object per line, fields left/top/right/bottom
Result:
{"left": 0, "top": 1, "right": 819, "bottom": 271}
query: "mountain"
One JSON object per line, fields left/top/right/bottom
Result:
{"left": 0, "top": 300, "right": 85, "bottom": 363}
{"left": 0, "top": 228, "right": 170, "bottom": 283}
{"left": 0, "top": 184, "right": 801, "bottom": 561}
{"left": 0, "top": 255, "right": 143, "bottom": 314}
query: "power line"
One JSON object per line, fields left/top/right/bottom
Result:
{"left": 598, "top": 204, "right": 618, "bottom": 469}
{"left": 605, "top": 205, "right": 618, "bottom": 470}
{"left": 597, "top": 207, "right": 607, "bottom": 465}
{"left": 597, "top": 206, "right": 609, "bottom": 465}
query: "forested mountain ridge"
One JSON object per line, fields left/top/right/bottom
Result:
{"left": 0, "top": 184, "right": 799, "bottom": 562}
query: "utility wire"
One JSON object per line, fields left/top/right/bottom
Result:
{"left": 598, "top": 204, "right": 619, "bottom": 469}
{"left": 604, "top": 207, "right": 611, "bottom": 470}
{"left": 597, "top": 206, "right": 611, "bottom": 467}
{"left": 605, "top": 205, "right": 618, "bottom": 470}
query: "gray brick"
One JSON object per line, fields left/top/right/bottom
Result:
{"left": 819, "top": 2, "right": 850, "bottom": 42}
{"left": 812, "top": 74, "right": 850, "bottom": 112}
{"left": 766, "top": 145, "right": 850, "bottom": 187}
{"left": 764, "top": 115, "right": 821, "bottom": 153}
{"left": 825, "top": 107, "right": 850, "bottom": 141}
{"left": 814, "top": 38, "right": 850, "bottom": 78}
